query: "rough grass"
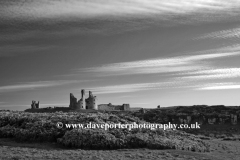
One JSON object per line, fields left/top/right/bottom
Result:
{"left": 0, "top": 111, "right": 209, "bottom": 152}
{"left": 0, "top": 138, "right": 224, "bottom": 160}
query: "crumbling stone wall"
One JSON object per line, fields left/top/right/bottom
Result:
{"left": 98, "top": 103, "right": 130, "bottom": 111}
{"left": 69, "top": 93, "right": 80, "bottom": 109}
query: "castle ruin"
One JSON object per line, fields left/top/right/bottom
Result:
{"left": 28, "top": 89, "right": 130, "bottom": 111}
{"left": 69, "top": 89, "right": 130, "bottom": 111}
{"left": 31, "top": 101, "right": 40, "bottom": 109}
{"left": 69, "top": 89, "right": 97, "bottom": 110}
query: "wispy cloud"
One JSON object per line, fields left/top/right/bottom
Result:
{"left": 79, "top": 45, "right": 240, "bottom": 76}
{"left": 196, "top": 27, "right": 240, "bottom": 40}
{"left": 0, "top": 80, "right": 78, "bottom": 93}
{"left": 180, "top": 68, "right": 240, "bottom": 80}
{"left": 79, "top": 45, "right": 240, "bottom": 94}
{"left": 87, "top": 83, "right": 157, "bottom": 94}
{"left": 0, "top": 45, "right": 55, "bottom": 57}
{"left": 86, "top": 80, "right": 240, "bottom": 94}
{"left": 1, "top": 0, "right": 240, "bottom": 20}
{"left": 196, "top": 83, "right": 240, "bottom": 90}
{"left": 86, "top": 81, "right": 187, "bottom": 94}
{"left": 1, "top": 0, "right": 240, "bottom": 38}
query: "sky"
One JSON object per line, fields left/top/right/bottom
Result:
{"left": 1, "top": 0, "right": 240, "bottom": 110}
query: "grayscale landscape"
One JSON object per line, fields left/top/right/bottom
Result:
{"left": 1, "top": 0, "right": 240, "bottom": 159}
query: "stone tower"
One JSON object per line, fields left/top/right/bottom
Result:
{"left": 69, "top": 93, "right": 80, "bottom": 109}
{"left": 31, "top": 100, "right": 40, "bottom": 109}
{"left": 86, "top": 91, "right": 98, "bottom": 110}
{"left": 81, "top": 89, "right": 86, "bottom": 109}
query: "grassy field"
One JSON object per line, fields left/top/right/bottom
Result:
{"left": 1, "top": 138, "right": 240, "bottom": 160}
{"left": 1, "top": 108, "right": 240, "bottom": 160}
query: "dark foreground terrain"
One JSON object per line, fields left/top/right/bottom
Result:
{"left": 1, "top": 106, "right": 240, "bottom": 159}
{"left": 0, "top": 138, "right": 240, "bottom": 160}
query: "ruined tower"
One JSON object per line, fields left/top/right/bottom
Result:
{"left": 86, "top": 91, "right": 98, "bottom": 110}
{"left": 31, "top": 100, "right": 40, "bottom": 109}
{"left": 69, "top": 93, "right": 79, "bottom": 109}
{"left": 69, "top": 89, "right": 98, "bottom": 110}
{"left": 79, "top": 89, "right": 86, "bottom": 109}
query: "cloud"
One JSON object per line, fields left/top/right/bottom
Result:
{"left": 86, "top": 83, "right": 156, "bottom": 94}
{"left": 79, "top": 44, "right": 240, "bottom": 94}
{"left": 0, "top": 80, "right": 78, "bottom": 93}
{"left": 79, "top": 45, "right": 240, "bottom": 76}
{"left": 196, "top": 27, "right": 240, "bottom": 40}
{"left": 86, "top": 81, "right": 188, "bottom": 94}
{"left": 173, "top": 45, "right": 240, "bottom": 80}
{"left": 1, "top": 0, "right": 240, "bottom": 38}
{"left": 180, "top": 68, "right": 240, "bottom": 80}
{"left": 1, "top": 0, "right": 240, "bottom": 20}
{"left": 196, "top": 83, "right": 240, "bottom": 90}
{"left": 0, "top": 45, "right": 55, "bottom": 57}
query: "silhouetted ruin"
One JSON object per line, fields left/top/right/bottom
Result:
{"left": 69, "top": 89, "right": 130, "bottom": 111}
{"left": 27, "top": 89, "right": 130, "bottom": 112}
{"left": 31, "top": 101, "right": 40, "bottom": 109}
{"left": 69, "top": 90, "right": 97, "bottom": 110}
